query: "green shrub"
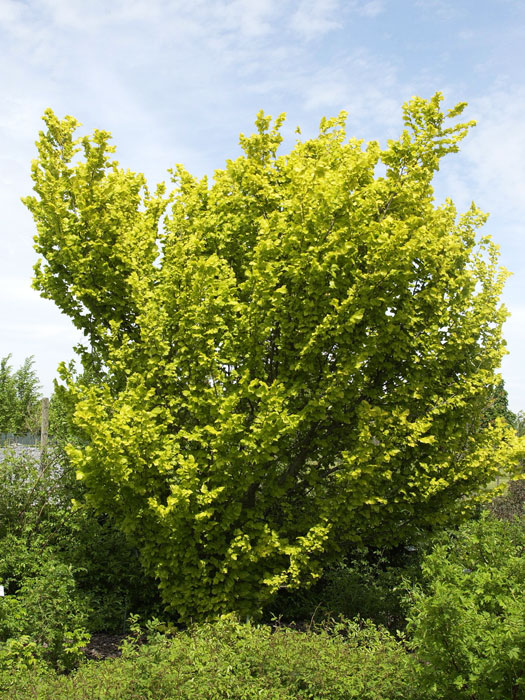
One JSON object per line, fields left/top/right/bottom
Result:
{"left": 57, "top": 509, "right": 163, "bottom": 633}
{"left": 406, "top": 514, "right": 525, "bottom": 699}
{"left": 0, "top": 556, "right": 90, "bottom": 673}
{"left": 0, "top": 448, "right": 59, "bottom": 540}
{"left": 26, "top": 99, "right": 522, "bottom": 621}
{"left": 265, "top": 545, "right": 423, "bottom": 631}
{"left": 0, "top": 534, "right": 45, "bottom": 591}
{"left": 0, "top": 448, "right": 161, "bottom": 635}
{"left": 3, "top": 617, "right": 420, "bottom": 699}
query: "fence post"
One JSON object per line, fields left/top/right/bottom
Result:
{"left": 41, "top": 397, "right": 49, "bottom": 450}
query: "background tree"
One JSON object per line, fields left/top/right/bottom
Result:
{"left": 0, "top": 356, "right": 41, "bottom": 435}
{"left": 481, "top": 377, "right": 515, "bottom": 428}
{"left": 0, "top": 356, "right": 17, "bottom": 433}
{"left": 24, "top": 94, "right": 522, "bottom": 621}
{"left": 513, "top": 410, "right": 525, "bottom": 438}
{"left": 48, "top": 358, "right": 101, "bottom": 446}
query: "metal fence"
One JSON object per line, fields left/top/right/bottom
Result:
{"left": 0, "top": 432, "right": 41, "bottom": 447}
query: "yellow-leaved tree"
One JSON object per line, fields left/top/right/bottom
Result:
{"left": 24, "top": 94, "right": 522, "bottom": 621}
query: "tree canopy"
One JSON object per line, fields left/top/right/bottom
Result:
{"left": 24, "top": 94, "right": 522, "bottom": 620}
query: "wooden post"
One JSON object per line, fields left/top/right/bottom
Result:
{"left": 41, "top": 397, "right": 49, "bottom": 450}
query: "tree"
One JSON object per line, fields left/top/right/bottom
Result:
{"left": 13, "top": 357, "right": 42, "bottom": 434}
{"left": 0, "top": 356, "right": 17, "bottom": 433}
{"left": 513, "top": 410, "right": 525, "bottom": 438}
{"left": 0, "top": 355, "right": 41, "bottom": 435}
{"left": 23, "top": 94, "right": 522, "bottom": 621}
{"left": 48, "top": 360, "right": 98, "bottom": 447}
{"left": 481, "top": 377, "right": 515, "bottom": 428}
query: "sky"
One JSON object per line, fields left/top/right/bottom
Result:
{"left": 0, "top": 0, "right": 524, "bottom": 410}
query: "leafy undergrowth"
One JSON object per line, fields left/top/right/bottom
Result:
{"left": 2, "top": 617, "right": 420, "bottom": 700}
{"left": 1, "top": 445, "right": 525, "bottom": 699}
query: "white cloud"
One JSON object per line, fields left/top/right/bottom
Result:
{"left": 290, "top": 0, "right": 342, "bottom": 41}
{"left": 412, "top": 0, "right": 460, "bottom": 21}
{"left": 432, "top": 87, "right": 525, "bottom": 408}
{"left": 295, "top": 49, "right": 407, "bottom": 139}
{"left": 435, "top": 87, "right": 525, "bottom": 288}
{"left": 16, "top": 0, "right": 285, "bottom": 44}
{"left": 357, "top": 1, "right": 384, "bottom": 18}
{"left": 0, "top": 277, "right": 39, "bottom": 304}
{"left": 217, "top": 0, "right": 281, "bottom": 38}
{"left": 461, "top": 89, "right": 525, "bottom": 215}
{"left": 0, "top": 278, "right": 84, "bottom": 396}
{"left": 1, "top": 0, "right": 523, "bottom": 402}
{"left": 301, "top": 65, "right": 350, "bottom": 110}
{"left": 501, "top": 305, "right": 525, "bottom": 412}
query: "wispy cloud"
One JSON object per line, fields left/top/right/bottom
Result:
{"left": 356, "top": 1, "right": 385, "bottom": 18}
{"left": 437, "top": 86, "right": 525, "bottom": 263}
{"left": 290, "top": 0, "right": 342, "bottom": 41}
{"left": 1, "top": 0, "right": 523, "bottom": 399}
{"left": 462, "top": 89, "right": 525, "bottom": 215}
{"left": 433, "top": 86, "right": 525, "bottom": 408}
{"left": 501, "top": 306, "right": 525, "bottom": 412}
{"left": 412, "top": 0, "right": 461, "bottom": 21}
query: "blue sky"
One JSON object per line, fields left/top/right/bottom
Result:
{"left": 1, "top": 0, "right": 524, "bottom": 410}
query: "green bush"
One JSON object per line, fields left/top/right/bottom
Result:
{"left": 52, "top": 505, "right": 163, "bottom": 633}
{"left": 26, "top": 99, "right": 522, "bottom": 621}
{"left": 265, "top": 545, "right": 423, "bottom": 631}
{"left": 0, "top": 448, "right": 161, "bottom": 636}
{"left": 406, "top": 514, "right": 525, "bottom": 699}
{"left": 3, "top": 617, "right": 420, "bottom": 699}
{"left": 0, "top": 448, "right": 59, "bottom": 540}
{"left": 0, "top": 555, "right": 90, "bottom": 674}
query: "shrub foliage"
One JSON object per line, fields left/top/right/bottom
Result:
{"left": 407, "top": 515, "right": 525, "bottom": 699}
{"left": 24, "top": 94, "right": 521, "bottom": 619}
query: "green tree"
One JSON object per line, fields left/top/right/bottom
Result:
{"left": 13, "top": 357, "right": 42, "bottom": 434}
{"left": 0, "top": 356, "right": 41, "bottom": 435}
{"left": 24, "top": 94, "right": 522, "bottom": 621}
{"left": 48, "top": 360, "right": 96, "bottom": 446}
{"left": 0, "top": 356, "right": 17, "bottom": 433}
{"left": 481, "top": 376, "right": 515, "bottom": 428}
{"left": 513, "top": 410, "right": 525, "bottom": 438}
